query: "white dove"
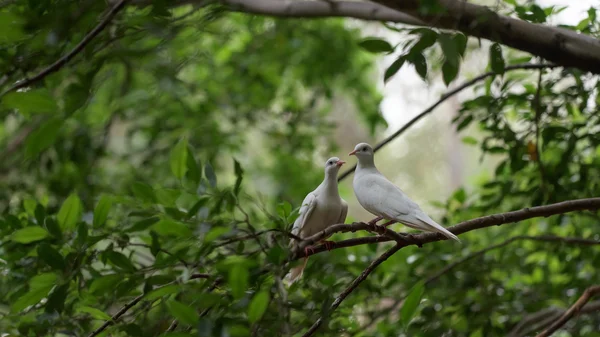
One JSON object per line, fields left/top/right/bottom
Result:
{"left": 349, "top": 143, "right": 460, "bottom": 242}
{"left": 287, "top": 157, "right": 349, "bottom": 283}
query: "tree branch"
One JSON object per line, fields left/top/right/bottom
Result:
{"left": 160, "top": 0, "right": 600, "bottom": 74}
{"left": 372, "top": 0, "right": 600, "bottom": 74}
{"left": 137, "top": 0, "right": 425, "bottom": 26}
{"left": 301, "top": 243, "right": 402, "bottom": 337}
{"left": 534, "top": 285, "right": 600, "bottom": 337}
{"left": 338, "top": 63, "right": 558, "bottom": 181}
{"left": 510, "top": 300, "right": 600, "bottom": 337}
{"left": 1, "top": 0, "right": 129, "bottom": 96}
{"left": 293, "top": 197, "right": 600, "bottom": 260}
{"left": 86, "top": 293, "right": 144, "bottom": 337}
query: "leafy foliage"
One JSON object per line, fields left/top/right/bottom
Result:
{"left": 1, "top": 1, "right": 600, "bottom": 337}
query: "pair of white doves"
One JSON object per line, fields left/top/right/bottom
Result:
{"left": 288, "top": 143, "right": 460, "bottom": 282}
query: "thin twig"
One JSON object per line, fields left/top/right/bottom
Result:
{"left": 338, "top": 63, "right": 559, "bottom": 182}
{"left": 511, "top": 300, "right": 600, "bottom": 337}
{"left": 292, "top": 197, "right": 600, "bottom": 260}
{"left": 534, "top": 285, "right": 600, "bottom": 337}
{"left": 215, "top": 228, "right": 302, "bottom": 248}
{"left": 127, "top": 242, "right": 191, "bottom": 267}
{"left": 86, "top": 294, "right": 144, "bottom": 337}
{"left": 1, "top": 0, "right": 129, "bottom": 96}
{"left": 301, "top": 244, "right": 402, "bottom": 337}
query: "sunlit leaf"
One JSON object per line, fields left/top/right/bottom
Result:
{"left": 170, "top": 137, "right": 188, "bottom": 180}
{"left": 11, "top": 226, "right": 48, "bottom": 243}
{"left": 400, "top": 280, "right": 425, "bottom": 327}
{"left": 248, "top": 291, "right": 270, "bottom": 323}
{"left": 77, "top": 306, "right": 112, "bottom": 320}
{"left": 228, "top": 263, "right": 249, "bottom": 299}
{"left": 57, "top": 194, "right": 82, "bottom": 230}
{"left": 93, "top": 195, "right": 113, "bottom": 228}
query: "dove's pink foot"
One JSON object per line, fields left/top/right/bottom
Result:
{"left": 320, "top": 240, "right": 335, "bottom": 251}
{"left": 304, "top": 246, "right": 316, "bottom": 257}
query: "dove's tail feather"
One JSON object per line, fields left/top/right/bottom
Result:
{"left": 286, "top": 258, "right": 309, "bottom": 284}
{"left": 415, "top": 215, "right": 461, "bottom": 243}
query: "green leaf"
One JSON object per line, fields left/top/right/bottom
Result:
{"left": 46, "top": 283, "right": 68, "bottom": 313}
{"left": 127, "top": 216, "right": 160, "bottom": 232}
{"left": 145, "top": 284, "right": 180, "bottom": 300}
{"left": 23, "top": 197, "right": 37, "bottom": 216}
{"left": 456, "top": 115, "right": 474, "bottom": 131}
{"left": 228, "top": 263, "right": 249, "bottom": 299}
{"left": 25, "top": 118, "right": 63, "bottom": 158}
{"left": 400, "top": 280, "right": 425, "bottom": 327}
{"left": 77, "top": 222, "right": 88, "bottom": 246}
{"left": 358, "top": 38, "right": 394, "bottom": 54}
{"left": 186, "top": 146, "right": 201, "bottom": 185}
{"left": 11, "top": 226, "right": 49, "bottom": 243}
{"left": 0, "top": 12, "right": 26, "bottom": 43}
{"left": 105, "top": 251, "right": 137, "bottom": 272}
{"left": 170, "top": 137, "right": 188, "bottom": 180}
{"left": 384, "top": 56, "right": 406, "bottom": 83}
{"left": 204, "top": 226, "right": 230, "bottom": 242}
{"left": 152, "top": 217, "right": 193, "bottom": 237}
{"left": 204, "top": 162, "right": 217, "bottom": 188}
{"left": 77, "top": 306, "right": 112, "bottom": 320}
{"left": 442, "top": 60, "right": 459, "bottom": 86}
{"left": 186, "top": 196, "right": 209, "bottom": 219}
{"left": 233, "top": 158, "right": 244, "bottom": 196}
{"left": 2, "top": 89, "right": 58, "bottom": 115}
{"left": 166, "top": 300, "right": 199, "bottom": 325}
{"left": 453, "top": 33, "right": 468, "bottom": 57}
{"left": 57, "top": 193, "right": 82, "bottom": 230}
{"left": 90, "top": 274, "right": 122, "bottom": 294}
{"left": 438, "top": 33, "right": 459, "bottom": 66}
{"left": 93, "top": 195, "right": 113, "bottom": 228}
{"left": 277, "top": 201, "right": 292, "bottom": 218}
{"left": 410, "top": 29, "right": 437, "bottom": 54}
{"left": 461, "top": 136, "right": 478, "bottom": 145}
{"left": 248, "top": 291, "right": 270, "bottom": 323}
{"left": 489, "top": 43, "right": 505, "bottom": 74}
{"left": 45, "top": 217, "right": 62, "bottom": 239}
{"left": 37, "top": 243, "right": 65, "bottom": 270}
{"left": 131, "top": 182, "right": 156, "bottom": 203}
{"left": 408, "top": 53, "right": 427, "bottom": 80}
{"left": 12, "top": 273, "right": 57, "bottom": 312}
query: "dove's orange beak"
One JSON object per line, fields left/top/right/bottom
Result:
{"left": 336, "top": 160, "right": 346, "bottom": 167}
{"left": 348, "top": 149, "right": 357, "bottom": 156}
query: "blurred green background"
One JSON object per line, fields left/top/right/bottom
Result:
{"left": 0, "top": 0, "right": 599, "bottom": 336}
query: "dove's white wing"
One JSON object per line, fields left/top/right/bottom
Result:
{"left": 291, "top": 192, "right": 317, "bottom": 239}
{"left": 337, "top": 199, "right": 348, "bottom": 224}
{"left": 356, "top": 172, "right": 460, "bottom": 242}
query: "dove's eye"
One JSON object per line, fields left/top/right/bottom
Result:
{"left": 327, "top": 161, "right": 332, "bottom": 165}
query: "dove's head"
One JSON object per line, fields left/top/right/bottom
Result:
{"left": 349, "top": 143, "right": 375, "bottom": 166}
{"left": 324, "top": 157, "right": 346, "bottom": 175}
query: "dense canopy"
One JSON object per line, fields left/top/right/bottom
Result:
{"left": 1, "top": 1, "right": 599, "bottom": 337}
